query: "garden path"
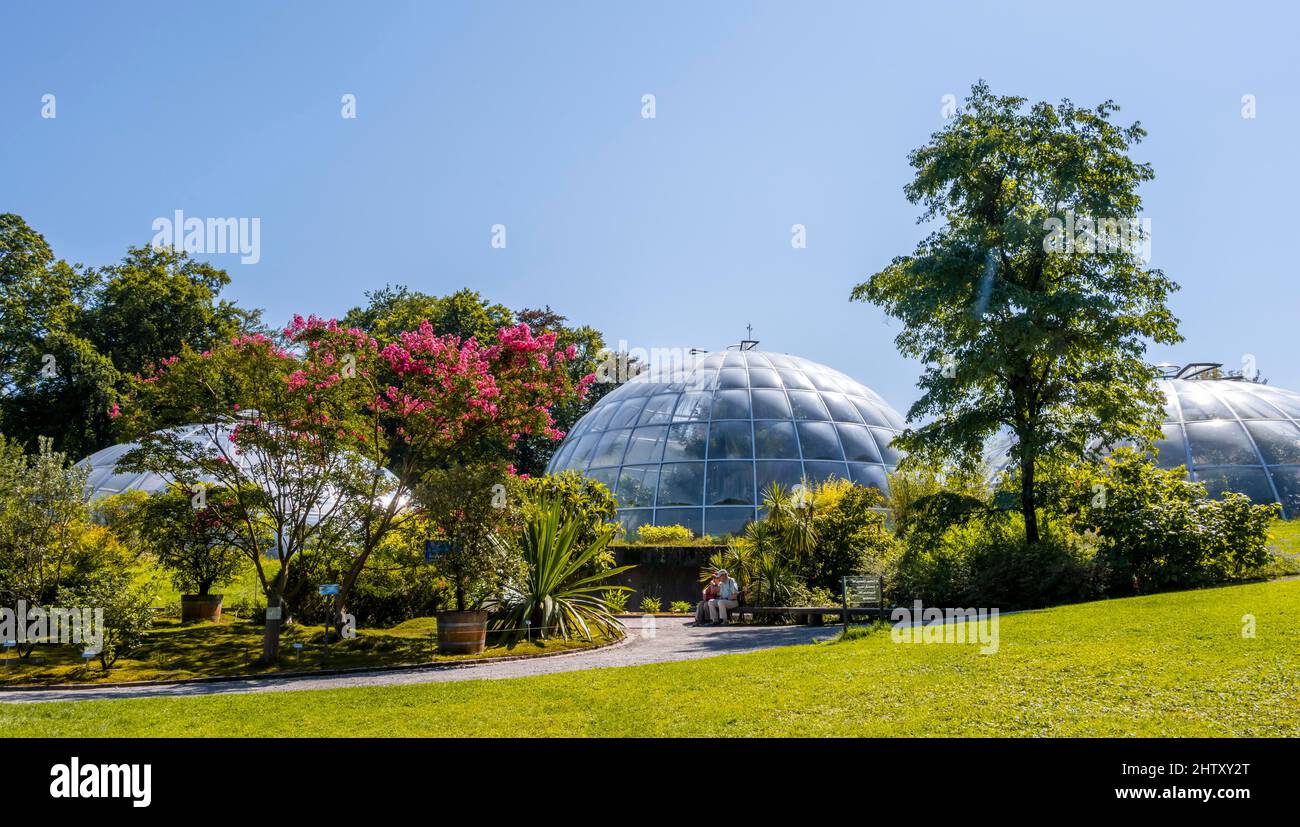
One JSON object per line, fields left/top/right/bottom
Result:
{"left": 0, "top": 617, "right": 835, "bottom": 704}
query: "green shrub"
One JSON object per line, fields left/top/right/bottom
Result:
{"left": 669, "top": 600, "right": 693, "bottom": 614}
{"left": 58, "top": 567, "right": 159, "bottom": 669}
{"left": 602, "top": 588, "right": 630, "bottom": 613}
{"left": 803, "top": 479, "right": 895, "bottom": 592}
{"left": 514, "top": 470, "right": 619, "bottom": 569}
{"left": 488, "top": 496, "right": 631, "bottom": 641}
{"left": 888, "top": 512, "right": 1103, "bottom": 610}
{"left": 635, "top": 524, "right": 695, "bottom": 545}
{"left": 1067, "top": 449, "right": 1280, "bottom": 593}
{"left": 638, "top": 596, "right": 662, "bottom": 613}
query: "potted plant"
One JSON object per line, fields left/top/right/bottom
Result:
{"left": 418, "top": 462, "right": 522, "bottom": 654}
{"left": 129, "top": 486, "right": 246, "bottom": 622}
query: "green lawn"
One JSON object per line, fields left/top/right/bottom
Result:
{"left": 1267, "top": 519, "right": 1300, "bottom": 570}
{"left": 5, "top": 579, "right": 1298, "bottom": 737}
{"left": 0, "top": 615, "right": 607, "bottom": 686}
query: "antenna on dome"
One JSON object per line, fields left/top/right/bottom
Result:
{"left": 737, "top": 323, "right": 759, "bottom": 351}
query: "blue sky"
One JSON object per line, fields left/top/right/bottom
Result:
{"left": 3, "top": 0, "right": 1297, "bottom": 414}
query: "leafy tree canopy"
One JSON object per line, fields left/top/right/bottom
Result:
{"left": 852, "top": 81, "right": 1182, "bottom": 542}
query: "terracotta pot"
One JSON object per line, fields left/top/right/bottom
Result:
{"left": 181, "top": 594, "right": 223, "bottom": 622}
{"left": 436, "top": 610, "right": 488, "bottom": 654}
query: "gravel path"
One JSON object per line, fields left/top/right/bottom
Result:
{"left": 0, "top": 618, "right": 836, "bottom": 704}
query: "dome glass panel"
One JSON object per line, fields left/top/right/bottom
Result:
{"left": 547, "top": 350, "right": 904, "bottom": 536}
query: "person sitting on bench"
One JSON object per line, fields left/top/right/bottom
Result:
{"left": 707, "top": 569, "right": 740, "bottom": 625}
{"left": 696, "top": 573, "right": 721, "bottom": 625}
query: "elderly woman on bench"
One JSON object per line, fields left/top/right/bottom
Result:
{"left": 705, "top": 569, "right": 740, "bottom": 626}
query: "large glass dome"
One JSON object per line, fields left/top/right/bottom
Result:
{"left": 546, "top": 349, "right": 906, "bottom": 538}
{"left": 1152, "top": 375, "right": 1300, "bottom": 518}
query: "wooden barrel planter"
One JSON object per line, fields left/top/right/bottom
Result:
{"left": 181, "top": 594, "right": 223, "bottom": 622}
{"left": 436, "top": 610, "right": 488, "bottom": 654}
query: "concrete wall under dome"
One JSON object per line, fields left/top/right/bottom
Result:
{"left": 608, "top": 545, "right": 727, "bottom": 607}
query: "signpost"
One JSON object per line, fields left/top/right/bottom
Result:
{"left": 424, "top": 540, "right": 451, "bottom": 563}
{"left": 318, "top": 584, "right": 340, "bottom": 658}
{"left": 841, "top": 575, "right": 884, "bottom": 634}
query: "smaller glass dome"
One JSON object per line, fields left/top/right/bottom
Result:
{"left": 77, "top": 423, "right": 402, "bottom": 524}
{"left": 983, "top": 368, "right": 1300, "bottom": 519}
{"left": 79, "top": 423, "right": 238, "bottom": 500}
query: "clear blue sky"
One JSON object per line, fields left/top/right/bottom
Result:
{"left": 3, "top": 0, "right": 1297, "bottom": 414}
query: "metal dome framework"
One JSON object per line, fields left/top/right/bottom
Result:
{"left": 546, "top": 347, "right": 906, "bottom": 537}
{"left": 78, "top": 422, "right": 403, "bottom": 524}
{"left": 983, "top": 364, "right": 1300, "bottom": 519}
{"left": 1153, "top": 373, "right": 1300, "bottom": 518}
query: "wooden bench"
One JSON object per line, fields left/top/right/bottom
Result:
{"left": 729, "top": 606, "right": 888, "bottom": 626}
{"left": 722, "top": 576, "right": 889, "bottom": 627}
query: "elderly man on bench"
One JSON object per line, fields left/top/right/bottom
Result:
{"left": 706, "top": 569, "right": 740, "bottom": 626}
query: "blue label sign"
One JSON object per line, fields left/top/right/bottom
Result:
{"left": 424, "top": 540, "right": 451, "bottom": 562}
{"left": 318, "top": 583, "right": 340, "bottom": 596}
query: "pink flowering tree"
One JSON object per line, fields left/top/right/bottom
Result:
{"left": 119, "top": 318, "right": 591, "bottom": 663}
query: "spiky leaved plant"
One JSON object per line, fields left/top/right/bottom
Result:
{"left": 488, "top": 496, "right": 632, "bottom": 642}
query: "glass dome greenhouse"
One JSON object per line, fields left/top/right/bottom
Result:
{"left": 1150, "top": 368, "right": 1300, "bottom": 518}
{"left": 79, "top": 423, "right": 243, "bottom": 501}
{"left": 546, "top": 348, "right": 907, "bottom": 538}
{"left": 77, "top": 422, "right": 402, "bottom": 524}
{"left": 983, "top": 364, "right": 1300, "bottom": 519}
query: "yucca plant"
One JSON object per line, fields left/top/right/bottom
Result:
{"left": 488, "top": 496, "right": 633, "bottom": 642}
{"left": 761, "top": 480, "right": 819, "bottom": 561}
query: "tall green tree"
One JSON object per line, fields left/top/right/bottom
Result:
{"left": 343, "top": 285, "right": 513, "bottom": 345}
{"left": 86, "top": 244, "right": 261, "bottom": 378}
{"left": 512, "top": 306, "right": 610, "bottom": 475}
{"left": 0, "top": 215, "right": 107, "bottom": 456}
{"left": 0, "top": 214, "right": 94, "bottom": 397}
{"left": 852, "top": 82, "right": 1181, "bottom": 544}
{"left": 0, "top": 217, "right": 262, "bottom": 458}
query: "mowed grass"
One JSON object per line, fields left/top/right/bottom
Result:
{"left": 0, "top": 616, "right": 607, "bottom": 686}
{"left": 4, "top": 579, "right": 1298, "bottom": 737}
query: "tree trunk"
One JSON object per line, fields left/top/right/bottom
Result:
{"left": 261, "top": 593, "right": 283, "bottom": 663}
{"left": 334, "top": 568, "right": 361, "bottom": 636}
{"left": 1020, "top": 450, "right": 1039, "bottom": 545}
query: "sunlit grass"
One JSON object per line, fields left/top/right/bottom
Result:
{"left": 0, "top": 614, "right": 609, "bottom": 687}
{"left": 5, "top": 579, "right": 1297, "bottom": 737}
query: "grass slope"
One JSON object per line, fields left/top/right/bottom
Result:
{"left": 4, "top": 579, "right": 1298, "bottom": 737}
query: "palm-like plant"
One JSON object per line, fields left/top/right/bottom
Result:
{"left": 488, "top": 496, "right": 632, "bottom": 642}
{"left": 761, "top": 481, "right": 818, "bottom": 560}
{"left": 702, "top": 520, "right": 799, "bottom": 607}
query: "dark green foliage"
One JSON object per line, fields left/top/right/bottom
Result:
{"left": 1062, "top": 449, "right": 1279, "bottom": 594}
{"left": 852, "top": 82, "right": 1182, "bottom": 544}
{"left": 0, "top": 215, "right": 261, "bottom": 458}
{"left": 112, "top": 487, "right": 247, "bottom": 597}
{"left": 887, "top": 514, "right": 1103, "bottom": 611}
{"left": 887, "top": 451, "right": 1281, "bottom": 609}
